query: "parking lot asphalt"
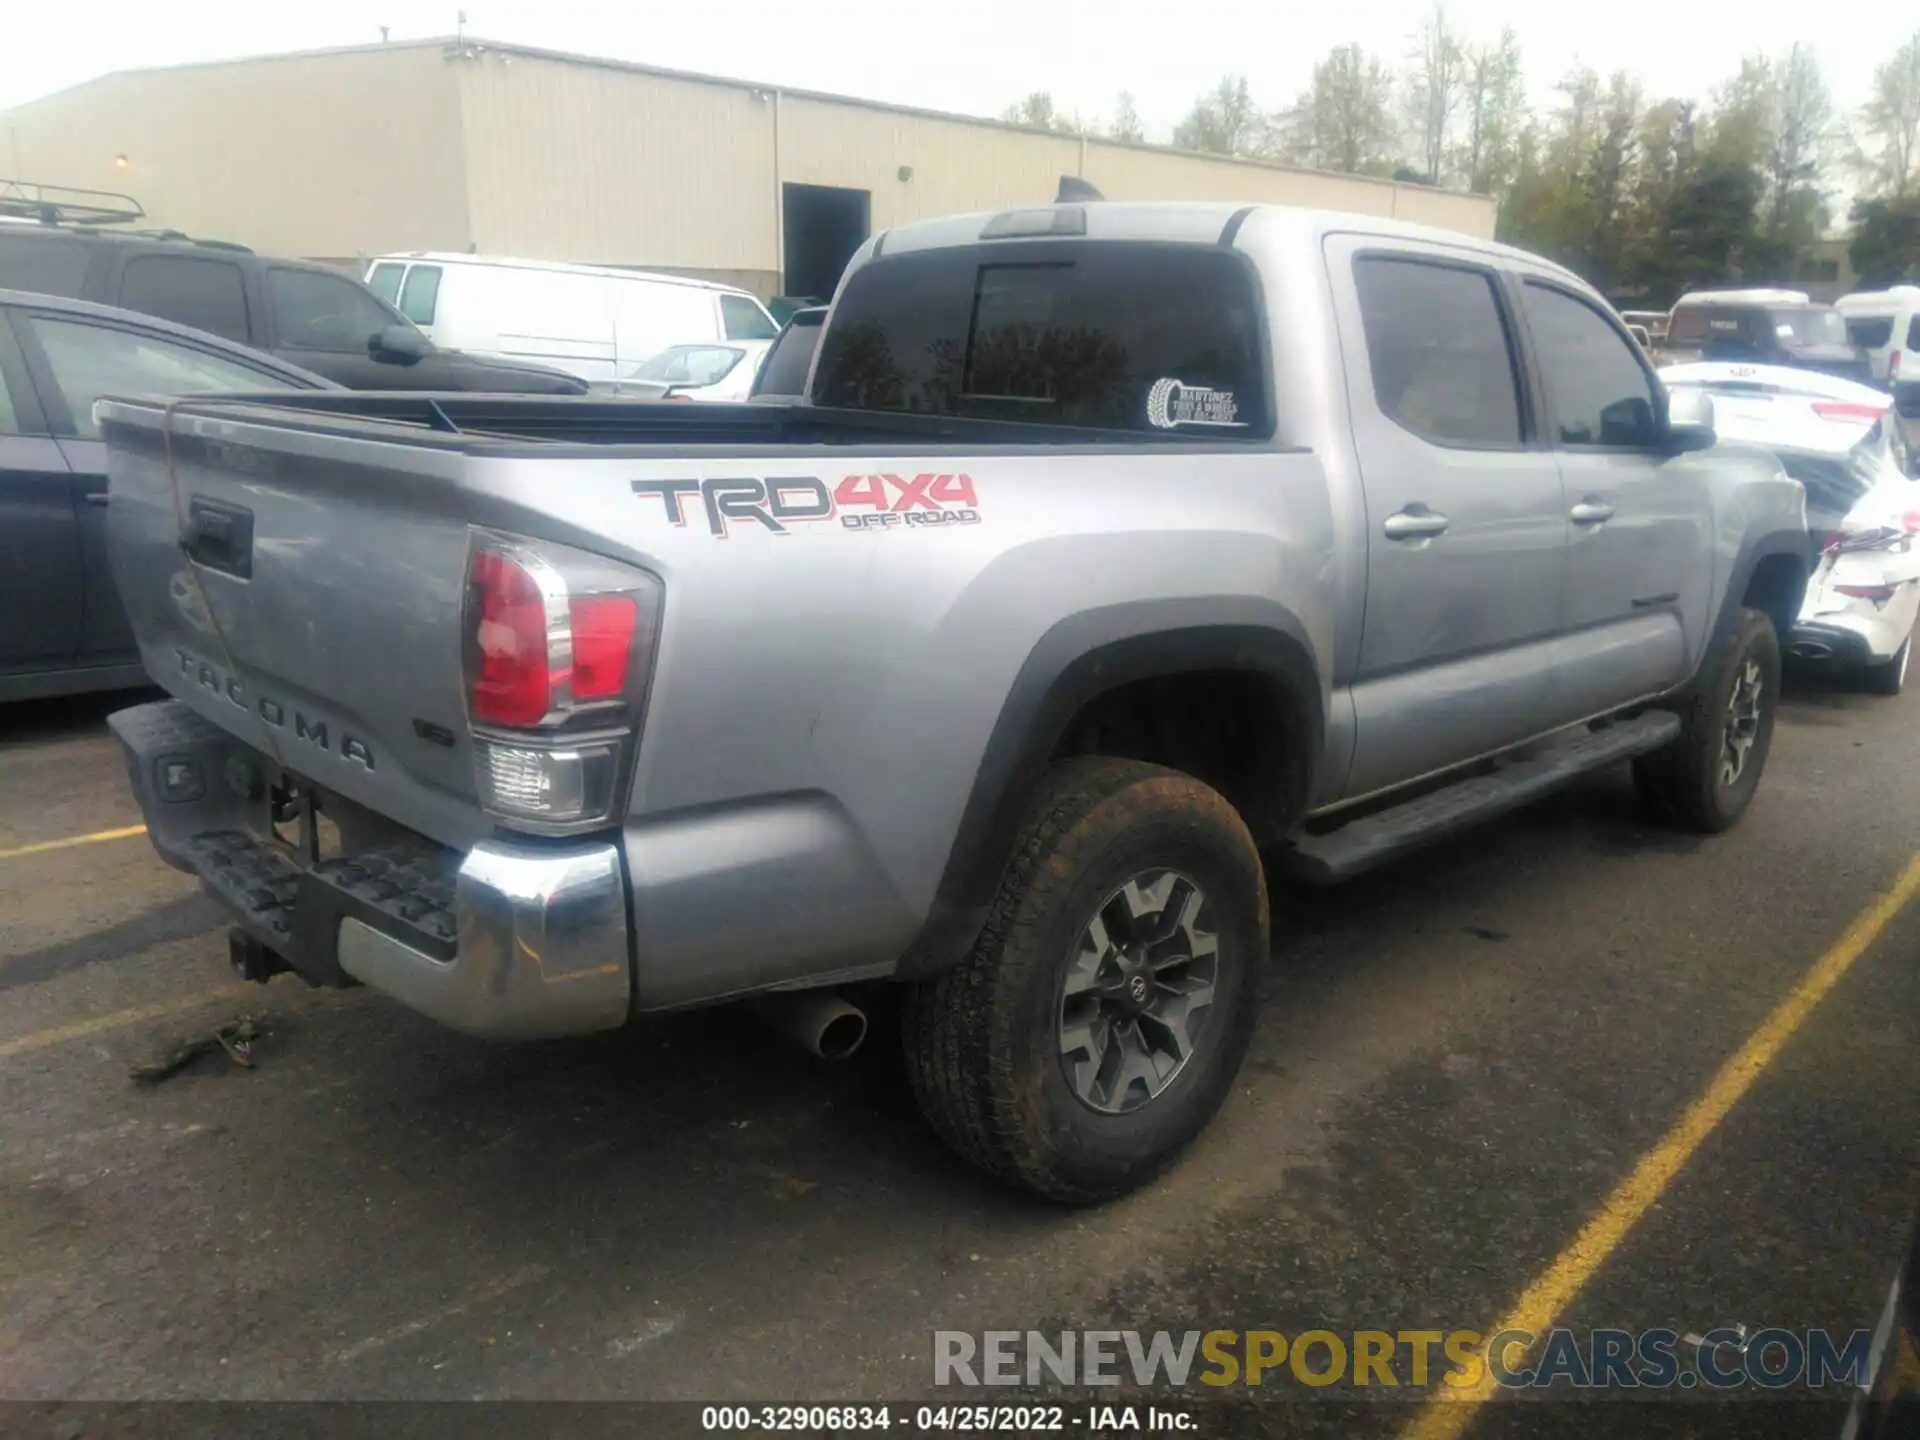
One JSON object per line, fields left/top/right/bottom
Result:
{"left": 0, "top": 680, "right": 1914, "bottom": 1438}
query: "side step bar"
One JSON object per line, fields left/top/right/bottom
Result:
{"left": 1279, "top": 712, "right": 1682, "bottom": 885}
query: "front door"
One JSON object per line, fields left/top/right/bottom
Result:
{"left": 0, "top": 313, "right": 81, "bottom": 675}
{"left": 1329, "top": 239, "right": 1571, "bottom": 801}
{"left": 1514, "top": 277, "right": 1706, "bottom": 721}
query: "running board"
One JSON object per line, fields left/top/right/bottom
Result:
{"left": 1279, "top": 712, "right": 1682, "bottom": 885}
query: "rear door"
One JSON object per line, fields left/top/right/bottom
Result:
{"left": 1328, "top": 237, "right": 1570, "bottom": 799}
{"left": 11, "top": 305, "right": 315, "bottom": 664}
{"left": 0, "top": 308, "right": 81, "bottom": 675}
{"left": 1514, "top": 276, "right": 1706, "bottom": 715}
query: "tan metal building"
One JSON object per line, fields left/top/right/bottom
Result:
{"left": 1, "top": 38, "right": 1496, "bottom": 298}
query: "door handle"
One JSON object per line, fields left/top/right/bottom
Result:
{"left": 84, "top": 493, "right": 110, "bottom": 507}
{"left": 1570, "top": 501, "right": 1616, "bottom": 525}
{"left": 1382, "top": 507, "right": 1451, "bottom": 541}
{"left": 182, "top": 496, "right": 254, "bottom": 579}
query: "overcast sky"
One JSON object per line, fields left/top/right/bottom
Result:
{"left": 0, "top": 0, "right": 1891, "bottom": 140}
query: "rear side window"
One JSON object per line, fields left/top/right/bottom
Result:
{"left": 1909, "top": 315, "right": 1920, "bottom": 349}
{"left": 1352, "top": 256, "right": 1522, "bottom": 447}
{"left": 720, "top": 293, "right": 777, "bottom": 341}
{"left": 811, "top": 243, "right": 1270, "bottom": 436}
{"left": 1521, "top": 282, "right": 1659, "bottom": 448}
{"left": 398, "top": 265, "right": 442, "bottom": 325}
{"left": 1847, "top": 316, "right": 1895, "bottom": 349}
{"left": 0, "top": 234, "right": 93, "bottom": 297}
{"left": 366, "top": 263, "right": 404, "bottom": 304}
{"left": 117, "top": 255, "right": 250, "bottom": 344}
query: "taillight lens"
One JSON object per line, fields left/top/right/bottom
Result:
{"left": 1812, "top": 400, "right": 1888, "bottom": 425}
{"left": 1836, "top": 583, "right": 1899, "bottom": 602}
{"left": 470, "top": 550, "right": 557, "bottom": 727}
{"left": 464, "top": 532, "right": 662, "bottom": 833}
{"left": 1891, "top": 350, "right": 1903, "bottom": 378}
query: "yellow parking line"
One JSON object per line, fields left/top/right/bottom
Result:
{"left": 0, "top": 824, "right": 148, "bottom": 863}
{"left": 0, "top": 988, "right": 249, "bottom": 1062}
{"left": 1403, "top": 850, "right": 1920, "bottom": 1440}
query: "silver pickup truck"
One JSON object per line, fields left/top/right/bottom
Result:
{"left": 100, "top": 203, "right": 1808, "bottom": 1202}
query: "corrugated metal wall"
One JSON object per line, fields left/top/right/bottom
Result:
{"left": 1, "top": 41, "right": 1496, "bottom": 288}
{"left": 1, "top": 46, "right": 470, "bottom": 259}
{"left": 455, "top": 50, "right": 777, "bottom": 273}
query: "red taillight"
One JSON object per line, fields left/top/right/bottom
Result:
{"left": 568, "top": 595, "right": 637, "bottom": 700}
{"left": 470, "top": 550, "right": 554, "bottom": 727}
{"left": 1812, "top": 400, "right": 1888, "bottom": 425}
{"left": 1835, "top": 584, "right": 1898, "bottom": 601}
{"left": 1891, "top": 350, "right": 1903, "bottom": 378}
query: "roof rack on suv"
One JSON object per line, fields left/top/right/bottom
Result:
{"left": 0, "top": 177, "right": 145, "bottom": 228}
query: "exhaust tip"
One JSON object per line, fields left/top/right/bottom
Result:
{"left": 1790, "top": 642, "right": 1834, "bottom": 660}
{"left": 756, "top": 992, "right": 869, "bottom": 1062}
{"left": 816, "top": 1010, "right": 867, "bottom": 1061}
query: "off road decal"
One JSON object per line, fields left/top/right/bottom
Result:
{"left": 633, "top": 474, "right": 980, "bottom": 536}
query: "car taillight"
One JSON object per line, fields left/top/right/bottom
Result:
{"left": 1892, "top": 350, "right": 1903, "bottom": 379}
{"left": 1812, "top": 400, "right": 1888, "bottom": 425}
{"left": 464, "top": 532, "right": 661, "bottom": 834}
{"left": 1835, "top": 583, "right": 1899, "bottom": 602}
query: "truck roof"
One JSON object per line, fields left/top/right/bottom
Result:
{"left": 873, "top": 201, "right": 1580, "bottom": 284}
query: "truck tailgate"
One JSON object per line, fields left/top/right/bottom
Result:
{"left": 103, "top": 400, "right": 506, "bottom": 849}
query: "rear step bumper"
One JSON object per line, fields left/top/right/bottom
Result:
{"left": 108, "top": 700, "right": 630, "bottom": 1041}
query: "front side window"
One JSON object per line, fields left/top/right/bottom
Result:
{"left": 1352, "top": 256, "right": 1523, "bottom": 448}
{"left": 267, "top": 267, "right": 404, "bottom": 353}
{"left": 1521, "top": 282, "right": 1659, "bottom": 448}
{"left": 720, "top": 293, "right": 777, "bottom": 341}
{"left": 25, "top": 314, "right": 291, "bottom": 439}
{"left": 117, "top": 255, "right": 250, "bottom": 344}
{"left": 366, "top": 263, "right": 405, "bottom": 305}
{"left": 812, "top": 243, "right": 1269, "bottom": 436}
{"left": 398, "top": 266, "right": 442, "bottom": 326}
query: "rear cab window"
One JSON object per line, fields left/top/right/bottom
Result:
{"left": 1847, "top": 316, "right": 1895, "bottom": 349}
{"left": 811, "top": 242, "right": 1271, "bottom": 437}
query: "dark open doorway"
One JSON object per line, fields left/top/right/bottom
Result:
{"left": 782, "top": 183, "right": 871, "bottom": 301}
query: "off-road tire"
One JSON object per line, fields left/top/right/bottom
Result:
{"left": 1633, "top": 607, "right": 1780, "bottom": 833}
{"left": 901, "top": 757, "right": 1267, "bottom": 1203}
{"left": 1864, "top": 635, "right": 1911, "bottom": 697}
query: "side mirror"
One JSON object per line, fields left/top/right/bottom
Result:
{"left": 369, "top": 323, "right": 430, "bottom": 364}
{"left": 1663, "top": 389, "right": 1716, "bottom": 454}
{"left": 1893, "top": 379, "right": 1920, "bottom": 420}
{"left": 1626, "top": 324, "right": 1651, "bottom": 348}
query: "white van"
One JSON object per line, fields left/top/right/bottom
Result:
{"left": 363, "top": 253, "right": 779, "bottom": 387}
{"left": 1837, "top": 287, "right": 1920, "bottom": 385}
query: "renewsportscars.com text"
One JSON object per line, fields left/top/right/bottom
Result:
{"left": 933, "top": 1327, "right": 1873, "bottom": 1391}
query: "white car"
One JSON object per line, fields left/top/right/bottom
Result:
{"left": 1662, "top": 361, "right": 1920, "bottom": 693}
{"left": 610, "top": 340, "right": 773, "bottom": 402}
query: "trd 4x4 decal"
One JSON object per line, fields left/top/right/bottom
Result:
{"left": 633, "top": 473, "right": 980, "bottom": 536}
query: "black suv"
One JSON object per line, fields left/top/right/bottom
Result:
{"left": 1662, "top": 293, "right": 1870, "bottom": 383}
{"left": 0, "top": 224, "right": 586, "bottom": 395}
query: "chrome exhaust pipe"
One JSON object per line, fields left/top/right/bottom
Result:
{"left": 1790, "top": 641, "right": 1833, "bottom": 661}
{"left": 756, "top": 991, "right": 868, "bottom": 1061}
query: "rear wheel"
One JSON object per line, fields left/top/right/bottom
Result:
{"left": 1864, "top": 635, "right": 1911, "bottom": 697}
{"left": 901, "top": 757, "right": 1267, "bottom": 1203}
{"left": 1634, "top": 607, "right": 1780, "bottom": 833}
